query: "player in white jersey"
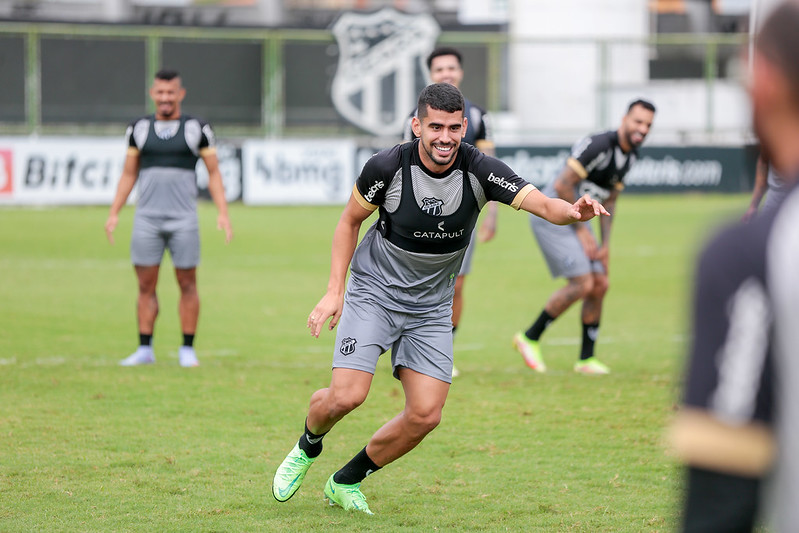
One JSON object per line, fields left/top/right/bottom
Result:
{"left": 272, "top": 82, "right": 609, "bottom": 514}
{"left": 105, "top": 69, "right": 232, "bottom": 368}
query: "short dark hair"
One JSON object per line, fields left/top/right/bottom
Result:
{"left": 756, "top": 1, "right": 799, "bottom": 95}
{"left": 426, "top": 47, "right": 462, "bottom": 70}
{"left": 155, "top": 69, "right": 180, "bottom": 81}
{"left": 417, "top": 83, "right": 464, "bottom": 120}
{"left": 628, "top": 98, "right": 656, "bottom": 114}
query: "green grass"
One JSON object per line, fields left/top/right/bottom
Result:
{"left": 0, "top": 194, "right": 747, "bottom": 532}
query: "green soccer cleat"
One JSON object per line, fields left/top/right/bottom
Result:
{"left": 324, "top": 474, "right": 374, "bottom": 515}
{"left": 574, "top": 357, "right": 610, "bottom": 375}
{"left": 272, "top": 443, "right": 316, "bottom": 502}
{"left": 512, "top": 332, "right": 547, "bottom": 373}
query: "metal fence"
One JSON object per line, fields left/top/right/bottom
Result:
{"left": 0, "top": 21, "right": 747, "bottom": 141}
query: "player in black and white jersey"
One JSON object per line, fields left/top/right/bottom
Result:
{"left": 513, "top": 99, "right": 656, "bottom": 375}
{"left": 672, "top": 3, "right": 799, "bottom": 530}
{"left": 272, "top": 82, "right": 609, "bottom": 514}
{"left": 105, "top": 69, "right": 233, "bottom": 368}
{"left": 403, "top": 47, "right": 498, "bottom": 377}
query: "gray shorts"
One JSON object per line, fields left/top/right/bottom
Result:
{"left": 131, "top": 212, "right": 200, "bottom": 269}
{"left": 530, "top": 214, "right": 604, "bottom": 279}
{"left": 458, "top": 230, "right": 478, "bottom": 276}
{"left": 332, "top": 295, "right": 454, "bottom": 384}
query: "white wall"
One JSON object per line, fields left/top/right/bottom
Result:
{"left": 505, "top": 0, "right": 753, "bottom": 146}
{"left": 507, "top": 0, "right": 648, "bottom": 137}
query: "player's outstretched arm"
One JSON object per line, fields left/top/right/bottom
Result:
{"left": 307, "top": 195, "right": 374, "bottom": 338}
{"left": 520, "top": 188, "right": 609, "bottom": 225}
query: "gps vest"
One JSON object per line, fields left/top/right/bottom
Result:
{"left": 377, "top": 140, "right": 479, "bottom": 254}
{"left": 139, "top": 116, "right": 199, "bottom": 171}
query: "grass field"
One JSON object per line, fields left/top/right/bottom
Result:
{"left": 0, "top": 194, "right": 748, "bottom": 532}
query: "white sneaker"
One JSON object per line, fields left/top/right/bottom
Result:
{"left": 179, "top": 346, "right": 199, "bottom": 367}
{"left": 119, "top": 347, "right": 155, "bottom": 366}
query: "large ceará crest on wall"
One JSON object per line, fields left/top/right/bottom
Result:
{"left": 331, "top": 8, "right": 440, "bottom": 136}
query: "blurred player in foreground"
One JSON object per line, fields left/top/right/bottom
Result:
{"left": 105, "top": 69, "right": 232, "bottom": 367}
{"left": 513, "top": 99, "right": 655, "bottom": 375}
{"left": 671, "top": 2, "right": 799, "bottom": 530}
{"left": 272, "top": 83, "right": 608, "bottom": 515}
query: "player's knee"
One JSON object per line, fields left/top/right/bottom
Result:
{"left": 571, "top": 275, "right": 594, "bottom": 299}
{"left": 405, "top": 406, "right": 442, "bottom": 437}
{"left": 137, "top": 279, "right": 157, "bottom": 294}
{"left": 325, "top": 388, "right": 367, "bottom": 418}
{"left": 592, "top": 276, "right": 609, "bottom": 298}
{"left": 178, "top": 282, "right": 197, "bottom": 296}
{"left": 176, "top": 275, "right": 197, "bottom": 294}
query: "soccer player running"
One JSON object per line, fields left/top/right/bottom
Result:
{"left": 512, "top": 99, "right": 656, "bottom": 375}
{"left": 403, "top": 46, "right": 498, "bottom": 377}
{"left": 105, "top": 69, "right": 233, "bottom": 367}
{"left": 672, "top": 2, "right": 799, "bottom": 530}
{"left": 272, "top": 83, "right": 609, "bottom": 515}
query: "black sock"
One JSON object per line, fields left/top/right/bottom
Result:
{"left": 580, "top": 322, "right": 599, "bottom": 360}
{"left": 333, "top": 446, "right": 381, "bottom": 485}
{"left": 182, "top": 333, "right": 195, "bottom": 347}
{"left": 139, "top": 333, "right": 152, "bottom": 347}
{"left": 525, "top": 310, "right": 555, "bottom": 341}
{"left": 297, "top": 421, "right": 327, "bottom": 459}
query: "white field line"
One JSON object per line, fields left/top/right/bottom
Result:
{"left": 2, "top": 335, "right": 684, "bottom": 366}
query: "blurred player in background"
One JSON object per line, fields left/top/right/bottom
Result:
{"left": 105, "top": 69, "right": 233, "bottom": 368}
{"left": 512, "top": 99, "right": 656, "bottom": 375}
{"left": 403, "top": 46, "right": 498, "bottom": 377}
{"left": 272, "top": 83, "right": 608, "bottom": 515}
{"left": 671, "top": 2, "right": 799, "bottom": 530}
{"left": 743, "top": 152, "right": 791, "bottom": 221}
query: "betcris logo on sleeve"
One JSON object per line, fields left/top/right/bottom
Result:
{"left": 0, "top": 149, "right": 12, "bottom": 196}
{"left": 487, "top": 172, "right": 519, "bottom": 193}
